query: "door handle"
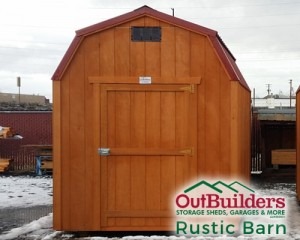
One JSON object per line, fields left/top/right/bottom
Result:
{"left": 98, "top": 148, "right": 110, "bottom": 156}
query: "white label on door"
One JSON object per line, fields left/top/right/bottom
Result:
{"left": 139, "top": 76, "right": 152, "bottom": 84}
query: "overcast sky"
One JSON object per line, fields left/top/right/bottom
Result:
{"left": 1, "top": 0, "right": 300, "bottom": 101}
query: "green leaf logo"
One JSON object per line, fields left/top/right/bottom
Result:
{"left": 184, "top": 180, "right": 255, "bottom": 194}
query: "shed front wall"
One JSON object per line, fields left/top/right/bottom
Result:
{"left": 53, "top": 16, "right": 250, "bottom": 231}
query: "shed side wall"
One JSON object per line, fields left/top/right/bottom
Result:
{"left": 297, "top": 92, "right": 300, "bottom": 200}
{"left": 229, "top": 82, "right": 251, "bottom": 181}
{"left": 53, "top": 81, "right": 61, "bottom": 229}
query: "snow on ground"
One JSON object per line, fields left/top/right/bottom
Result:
{"left": 1, "top": 176, "right": 300, "bottom": 239}
{"left": 0, "top": 176, "right": 52, "bottom": 208}
{"left": 1, "top": 213, "right": 54, "bottom": 240}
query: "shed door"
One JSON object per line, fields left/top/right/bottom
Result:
{"left": 99, "top": 83, "right": 197, "bottom": 230}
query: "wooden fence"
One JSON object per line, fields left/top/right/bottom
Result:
{"left": 0, "top": 111, "right": 52, "bottom": 172}
{"left": 0, "top": 139, "right": 36, "bottom": 171}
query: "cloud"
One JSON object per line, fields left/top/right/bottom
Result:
{"left": 0, "top": 0, "right": 300, "bottom": 100}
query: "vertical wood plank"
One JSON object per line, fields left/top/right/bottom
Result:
{"left": 160, "top": 92, "right": 176, "bottom": 226}
{"left": 130, "top": 92, "right": 146, "bottom": 148}
{"left": 130, "top": 42, "right": 145, "bottom": 76}
{"left": 92, "top": 84, "right": 101, "bottom": 229}
{"left": 83, "top": 35, "right": 100, "bottom": 230}
{"left": 188, "top": 87, "right": 198, "bottom": 179}
{"left": 130, "top": 92, "right": 146, "bottom": 226}
{"left": 161, "top": 23, "right": 175, "bottom": 80}
{"left": 115, "top": 24, "right": 130, "bottom": 76}
{"left": 190, "top": 33, "right": 205, "bottom": 77}
{"left": 53, "top": 81, "right": 62, "bottom": 230}
{"left": 193, "top": 36, "right": 205, "bottom": 178}
{"left": 204, "top": 40, "right": 220, "bottom": 177}
{"left": 237, "top": 86, "right": 242, "bottom": 177}
{"left": 60, "top": 70, "right": 71, "bottom": 229}
{"left": 161, "top": 92, "right": 176, "bottom": 147}
{"left": 240, "top": 88, "right": 246, "bottom": 178}
{"left": 230, "top": 82, "right": 239, "bottom": 177}
{"left": 99, "top": 29, "right": 115, "bottom": 76}
{"left": 115, "top": 92, "right": 131, "bottom": 226}
{"left": 145, "top": 91, "right": 161, "bottom": 226}
{"left": 145, "top": 17, "right": 161, "bottom": 76}
{"left": 160, "top": 92, "right": 176, "bottom": 211}
{"left": 175, "top": 28, "right": 190, "bottom": 78}
{"left": 175, "top": 92, "right": 189, "bottom": 188}
{"left": 130, "top": 18, "right": 145, "bottom": 76}
{"left": 69, "top": 47, "right": 86, "bottom": 230}
{"left": 107, "top": 91, "right": 116, "bottom": 147}
{"left": 100, "top": 88, "right": 115, "bottom": 227}
{"left": 197, "top": 66, "right": 206, "bottom": 176}
{"left": 107, "top": 91, "right": 116, "bottom": 227}
{"left": 297, "top": 91, "right": 300, "bottom": 200}
{"left": 219, "top": 68, "right": 231, "bottom": 177}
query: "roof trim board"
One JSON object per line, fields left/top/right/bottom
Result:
{"left": 76, "top": 5, "right": 217, "bottom": 38}
{"left": 51, "top": 36, "right": 82, "bottom": 81}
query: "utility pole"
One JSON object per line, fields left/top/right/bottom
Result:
{"left": 266, "top": 84, "right": 271, "bottom": 96}
{"left": 17, "top": 76, "right": 21, "bottom": 105}
{"left": 253, "top": 88, "right": 256, "bottom": 107}
{"left": 289, "top": 79, "right": 292, "bottom": 108}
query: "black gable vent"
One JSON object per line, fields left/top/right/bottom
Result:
{"left": 131, "top": 27, "right": 161, "bottom": 42}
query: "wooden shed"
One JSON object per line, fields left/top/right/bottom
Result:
{"left": 52, "top": 6, "right": 251, "bottom": 231}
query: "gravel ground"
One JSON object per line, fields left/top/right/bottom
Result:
{"left": 0, "top": 205, "right": 52, "bottom": 234}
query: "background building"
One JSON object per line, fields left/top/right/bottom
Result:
{"left": 0, "top": 92, "right": 49, "bottom": 105}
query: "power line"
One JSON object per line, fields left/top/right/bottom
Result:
{"left": 238, "top": 57, "right": 300, "bottom": 62}
{"left": 0, "top": 2, "right": 299, "bottom": 70}
{"left": 0, "top": 39, "right": 70, "bottom": 47}
{"left": 187, "top": 11, "right": 300, "bottom": 21}
{"left": 171, "top": 1, "right": 300, "bottom": 9}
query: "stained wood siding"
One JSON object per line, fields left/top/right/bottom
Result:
{"left": 97, "top": 84, "right": 197, "bottom": 230}
{"left": 53, "top": 15, "right": 250, "bottom": 230}
{"left": 297, "top": 92, "right": 300, "bottom": 201}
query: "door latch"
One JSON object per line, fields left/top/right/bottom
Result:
{"left": 98, "top": 148, "right": 110, "bottom": 156}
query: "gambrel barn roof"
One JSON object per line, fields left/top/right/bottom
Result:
{"left": 52, "top": 5, "right": 249, "bottom": 91}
